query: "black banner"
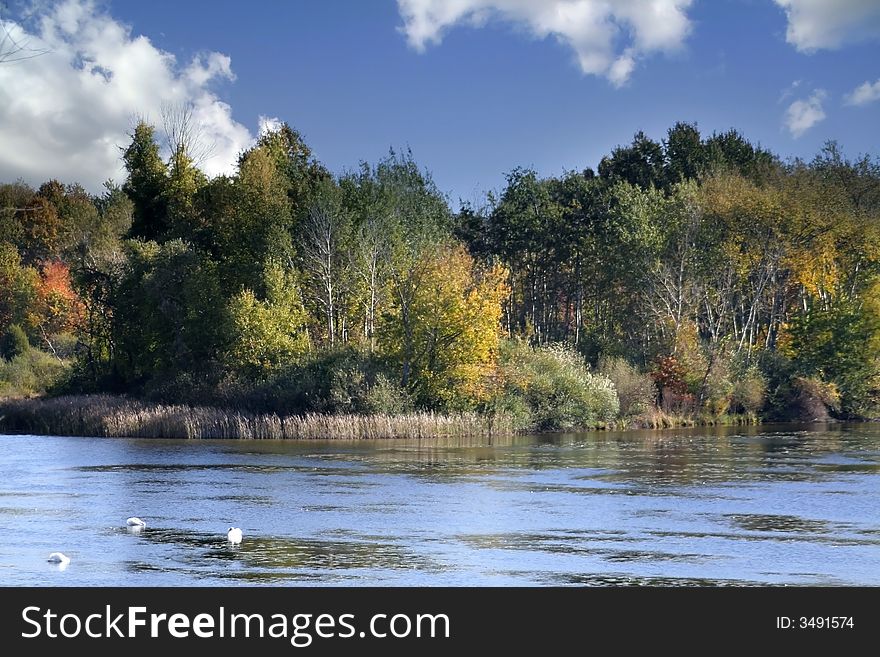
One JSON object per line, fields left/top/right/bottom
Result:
{"left": 1, "top": 587, "right": 875, "bottom": 654}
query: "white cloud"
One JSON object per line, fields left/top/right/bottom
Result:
{"left": 784, "top": 89, "right": 827, "bottom": 138}
{"left": 185, "top": 52, "right": 235, "bottom": 87}
{"left": 608, "top": 48, "right": 636, "bottom": 87}
{"left": 258, "top": 115, "right": 283, "bottom": 136}
{"left": 396, "top": 0, "right": 694, "bottom": 86}
{"left": 845, "top": 79, "right": 880, "bottom": 106}
{"left": 0, "top": 0, "right": 256, "bottom": 192}
{"left": 773, "top": 0, "right": 880, "bottom": 51}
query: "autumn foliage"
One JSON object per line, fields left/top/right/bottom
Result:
{"left": 2, "top": 121, "right": 880, "bottom": 427}
{"left": 29, "top": 260, "right": 84, "bottom": 338}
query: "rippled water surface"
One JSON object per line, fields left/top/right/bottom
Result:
{"left": 2, "top": 423, "right": 879, "bottom": 585}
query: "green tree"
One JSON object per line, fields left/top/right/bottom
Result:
{"left": 0, "top": 242, "right": 38, "bottom": 336}
{"left": 337, "top": 150, "right": 452, "bottom": 350}
{"left": 226, "top": 260, "right": 310, "bottom": 376}
{"left": 252, "top": 122, "right": 329, "bottom": 214}
{"left": 704, "top": 129, "right": 778, "bottom": 183}
{"left": 163, "top": 148, "right": 207, "bottom": 241}
{"left": 664, "top": 122, "right": 707, "bottom": 185}
{"left": 0, "top": 323, "right": 29, "bottom": 360}
{"left": 220, "top": 144, "right": 294, "bottom": 295}
{"left": 598, "top": 130, "right": 665, "bottom": 189}
{"left": 488, "top": 168, "right": 564, "bottom": 342}
{"left": 780, "top": 283, "right": 880, "bottom": 417}
{"left": 112, "top": 240, "right": 227, "bottom": 385}
{"left": 122, "top": 122, "right": 169, "bottom": 241}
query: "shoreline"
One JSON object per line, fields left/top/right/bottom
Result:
{"left": 0, "top": 394, "right": 763, "bottom": 440}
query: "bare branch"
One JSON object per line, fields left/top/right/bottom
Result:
{"left": 301, "top": 205, "right": 341, "bottom": 345}
{"left": 160, "top": 101, "right": 216, "bottom": 166}
{"left": 0, "top": 7, "right": 49, "bottom": 64}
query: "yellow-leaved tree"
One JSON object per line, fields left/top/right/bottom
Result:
{"left": 227, "top": 260, "right": 310, "bottom": 376}
{"left": 382, "top": 242, "right": 508, "bottom": 408}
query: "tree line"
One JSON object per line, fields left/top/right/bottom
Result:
{"left": 2, "top": 119, "right": 879, "bottom": 429}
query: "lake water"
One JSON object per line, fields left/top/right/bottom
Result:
{"left": 2, "top": 424, "right": 879, "bottom": 586}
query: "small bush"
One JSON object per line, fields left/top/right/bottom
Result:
{"left": 362, "top": 374, "right": 413, "bottom": 414}
{"left": 0, "top": 324, "right": 29, "bottom": 360}
{"left": 326, "top": 361, "right": 414, "bottom": 415}
{"left": 659, "top": 387, "right": 696, "bottom": 415}
{"left": 731, "top": 367, "right": 767, "bottom": 414}
{"left": 598, "top": 356, "right": 656, "bottom": 417}
{"left": 701, "top": 355, "right": 734, "bottom": 416}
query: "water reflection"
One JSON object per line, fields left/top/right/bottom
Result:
{"left": 724, "top": 513, "right": 833, "bottom": 534}
{"left": 112, "top": 525, "right": 444, "bottom": 582}
{"left": 536, "top": 573, "right": 764, "bottom": 587}
{"left": 297, "top": 424, "right": 876, "bottom": 487}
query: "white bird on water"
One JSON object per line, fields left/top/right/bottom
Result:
{"left": 126, "top": 517, "right": 146, "bottom": 528}
{"left": 47, "top": 552, "right": 70, "bottom": 565}
{"left": 227, "top": 527, "right": 243, "bottom": 544}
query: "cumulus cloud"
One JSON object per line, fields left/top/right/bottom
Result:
{"left": 185, "top": 52, "right": 235, "bottom": 87}
{"left": 0, "top": 0, "right": 255, "bottom": 192}
{"left": 845, "top": 79, "right": 880, "bottom": 106}
{"left": 784, "top": 89, "right": 827, "bottom": 138}
{"left": 773, "top": 0, "right": 880, "bottom": 51}
{"left": 396, "top": 0, "right": 694, "bottom": 86}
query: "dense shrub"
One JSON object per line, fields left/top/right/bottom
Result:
{"left": 651, "top": 354, "right": 688, "bottom": 395}
{"left": 359, "top": 374, "right": 413, "bottom": 415}
{"left": 700, "top": 354, "right": 734, "bottom": 416}
{"left": 778, "top": 376, "right": 840, "bottom": 422}
{"left": 133, "top": 347, "right": 414, "bottom": 416}
{"left": 0, "top": 349, "right": 68, "bottom": 396}
{"left": 326, "top": 360, "right": 413, "bottom": 415}
{"left": 230, "top": 347, "right": 413, "bottom": 415}
{"left": 779, "top": 299, "right": 880, "bottom": 418}
{"left": 598, "top": 356, "right": 655, "bottom": 417}
{"left": 730, "top": 366, "right": 768, "bottom": 414}
{"left": 659, "top": 388, "right": 697, "bottom": 415}
{"left": 494, "top": 341, "right": 619, "bottom": 431}
{"left": 0, "top": 324, "right": 29, "bottom": 360}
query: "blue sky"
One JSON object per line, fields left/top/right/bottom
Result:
{"left": 1, "top": 1, "right": 879, "bottom": 203}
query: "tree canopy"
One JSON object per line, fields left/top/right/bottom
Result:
{"left": 2, "top": 119, "right": 879, "bottom": 425}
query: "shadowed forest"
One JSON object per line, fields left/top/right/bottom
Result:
{"left": 2, "top": 119, "right": 880, "bottom": 436}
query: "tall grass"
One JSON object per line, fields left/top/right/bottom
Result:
{"left": 0, "top": 395, "right": 513, "bottom": 439}
{"left": 618, "top": 408, "right": 760, "bottom": 430}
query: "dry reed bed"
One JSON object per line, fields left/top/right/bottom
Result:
{"left": 0, "top": 395, "right": 513, "bottom": 439}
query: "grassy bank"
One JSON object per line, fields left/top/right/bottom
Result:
{"left": 0, "top": 395, "right": 759, "bottom": 439}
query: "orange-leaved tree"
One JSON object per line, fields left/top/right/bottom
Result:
{"left": 26, "top": 260, "right": 84, "bottom": 355}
